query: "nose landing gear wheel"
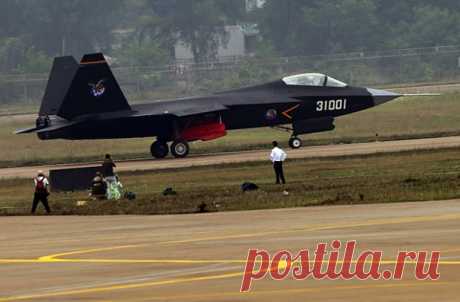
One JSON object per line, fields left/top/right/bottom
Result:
{"left": 289, "top": 137, "right": 302, "bottom": 149}
{"left": 171, "top": 140, "right": 190, "bottom": 158}
{"left": 151, "top": 141, "right": 169, "bottom": 158}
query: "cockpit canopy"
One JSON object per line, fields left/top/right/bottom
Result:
{"left": 282, "top": 73, "right": 347, "bottom": 87}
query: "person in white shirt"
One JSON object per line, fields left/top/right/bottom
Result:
{"left": 32, "top": 170, "right": 51, "bottom": 214}
{"left": 270, "top": 141, "right": 287, "bottom": 184}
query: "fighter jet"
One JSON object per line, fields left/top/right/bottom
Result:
{"left": 16, "top": 53, "right": 435, "bottom": 159}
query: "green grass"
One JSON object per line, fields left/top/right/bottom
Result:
{"left": 2, "top": 93, "right": 460, "bottom": 167}
{"left": 2, "top": 147, "right": 460, "bottom": 215}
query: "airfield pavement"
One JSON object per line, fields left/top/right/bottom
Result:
{"left": 2, "top": 136, "right": 460, "bottom": 179}
{"left": 0, "top": 199, "right": 459, "bottom": 301}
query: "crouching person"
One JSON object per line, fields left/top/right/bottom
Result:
{"left": 32, "top": 170, "right": 51, "bottom": 214}
{"left": 90, "top": 172, "right": 107, "bottom": 200}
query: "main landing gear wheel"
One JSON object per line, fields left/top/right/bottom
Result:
{"left": 289, "top": 137, "right": 302, "bottom": 149}
{"left": 151, "top": 140, "right": 169, "bottom": 158}
{"left": 171, "top": 140, "right": 190, "bottom": 158}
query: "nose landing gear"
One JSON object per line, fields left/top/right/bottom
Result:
{"left": 271, "top": 125, "right": 303, "bottom": 149}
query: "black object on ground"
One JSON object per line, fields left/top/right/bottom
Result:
{"left": 124, "top": 191, "right": 136, "bottom": 200}
{"left": 241, "top": 182, "right": 259, "bottom": 192}
{"left": 197, "top": 202, "right": 208, "bottom": 213}
{"left": 50, "top": 166, "right": 102, "bottom": 192}
{"left": 163, "top": 187, "right": 177, "bottom": 196}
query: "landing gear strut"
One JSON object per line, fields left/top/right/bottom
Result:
{"left": 289, "top": 136, "right": 302, "bottom": 149}
{"left": 171, "top": 140, "right": 190, "bottom": 158}
{"left": 271, "top": 125, "right": 303, "bottom": 149}
{"left": 151, "top": 140, "right": 169, "bottom": 158}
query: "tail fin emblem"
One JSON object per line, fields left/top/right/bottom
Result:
{"left": 89, "top": 79, "right": 106, "bottom": 97}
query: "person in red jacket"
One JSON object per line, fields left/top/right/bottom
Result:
{"left": 32, "top": 170, "right": 51, "bottom": 214}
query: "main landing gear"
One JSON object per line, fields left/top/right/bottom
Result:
{"left": 288, "top": 136, "right": 302, "bottom": 149}
{"left": 170, "top": 140, "right": 189, "bottom": 158}
{"left": 151, "top": 141, "right": 169, "bottom": 158}
{"left": 150, "top": 140, "right": 190, "bottom": 159}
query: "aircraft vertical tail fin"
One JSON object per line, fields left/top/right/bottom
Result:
{"left": 39, "top": 56, "right": 79, "bottom": 116}
{"left": 40, "top": 53, "right": 131, "bottom": 120}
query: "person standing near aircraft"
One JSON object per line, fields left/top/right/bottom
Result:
{"left": 102, "top": 154, "right": 116, "bottom": 180}
{"left": 32, "top": 170, "right": 51, "bottom": 214}
{"left": 270, "top": 141, "right": 287, "bottom": 184}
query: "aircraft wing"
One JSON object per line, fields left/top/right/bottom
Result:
{"left": 166, "top": 103, "right": 228, "bottom": 117}
{"left": 130, "top": 101, "right": 229, "bottom": 118}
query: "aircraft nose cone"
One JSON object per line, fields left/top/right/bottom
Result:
{"left": 367, "top": 88, "right": 401, "bottom": 106}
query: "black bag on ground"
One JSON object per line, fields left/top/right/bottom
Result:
{"left": 241, "top": 182, "right": 259, "bottom": 192}
{"left": 163, "top": 187, "right": 177, "bottom": 196}
{"left": 124, "top": 191, "right": 136, "bottom": 200}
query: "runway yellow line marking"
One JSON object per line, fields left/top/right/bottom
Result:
{"left": 0, "top": 249, "right": 458, "bottom": 300}
{"left": 160, "top": 213, "right": 460, "bottom": 245}
{"left": 0, "top": 271, "right": 243, "bottom": 302}
{"left": 37, "top": 258, "right": 248, "bottom": 264}
{"left": 2, "top": 258, "right": 460, "bottom": 265}
{"left": 128, "top": 281, "right": 453, "bottom": 301}
{"left": 0, "top": 259, "right": 45, "bottom": 263}
{"left": 1, "top": 213, "right": 459, "bottom": 266}
{"left": 0, "top": 258, "right": 241, "bottom": 265}
{"left": 38, "top": 244, "right": 145, "bottom": 261}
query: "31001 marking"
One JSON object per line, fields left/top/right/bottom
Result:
{"left": 316, "top": 99, "right": 347, "bottom": 112}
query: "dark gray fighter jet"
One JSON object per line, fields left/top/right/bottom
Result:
{"left": 16, "top": 53, "right": 434, "bottom": 158}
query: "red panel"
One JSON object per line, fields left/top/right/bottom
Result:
{"left": 181, "top": 122, "right": 227, "bottom": 142}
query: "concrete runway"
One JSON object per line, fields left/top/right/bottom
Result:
{"left": 0, "top": 199, "right": 459, "bottom": 301}
{"left": 2, "top": 136, "right": 460, "bottom": 179}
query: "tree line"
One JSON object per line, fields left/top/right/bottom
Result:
{"left": 1, "top": 0, "right": 460, "bottom": 73}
